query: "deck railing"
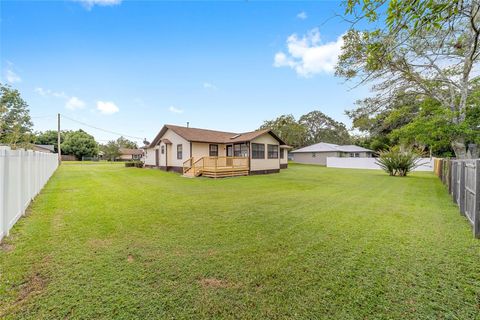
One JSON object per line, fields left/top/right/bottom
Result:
{"left": 202, "top": 156, "right": 248, "bottom": 169}
{"left": 183, "top": 156, "right": 249, "bottom": 176}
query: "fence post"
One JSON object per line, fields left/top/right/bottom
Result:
{"left": 1, "top": 147, "right": 10, "bottom": 239}
{"left": 459, "top": 161, "right": 466, "bottom": 215}
{"left": 474, "top": 160, "right": 480, "bottom": 238}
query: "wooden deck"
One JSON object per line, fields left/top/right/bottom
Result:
{"left": 183, "top": 156, "right": 249, "bottom": 178}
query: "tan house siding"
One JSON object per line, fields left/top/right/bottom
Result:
{"left": 162, "top": 129, "right": 190, "bottom": 167}
{"left": 144, "top": 129, "right": 190, "bottom": 168}
{"left": 191, "top": 142, "right": 227, "bottom": 160}
{"left": 250, "top": 134, "right": 280, "bottom": 172}
{"left": 144, "top": 146, "right": 158, "bottom": 166}
{"left": 292, "top": 152, "right": 339, "bottom": 165}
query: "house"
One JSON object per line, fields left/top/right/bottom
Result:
{"left": 118, "top": 148, "right": 144, "bottom": 161}
{"left": 32, "top": 144, "right": 55, "bottom": 153}
{"left": 143, "top": 124, "right": 290, "bottom": 177}
{"left": 291, "top": 142, "right": 374, "bottom": 166}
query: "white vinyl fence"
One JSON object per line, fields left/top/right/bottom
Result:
{"left": 326, "top": 157, "right": 434, "bottom": 171}
{"left": 0, "top": 146, "right": 58, "bottom": 241}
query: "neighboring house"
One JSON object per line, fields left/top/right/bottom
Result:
{"left": 144, "top": 124, "right": 290, "bottom": 177}
{"left": 291, "top": 142, "right": 374, "bottom": 166}
{"left": 118, "top": 148, "right": 144, "bottom": 161}
{"left": 32, "top": 144, "right": 55, "bottom": 153}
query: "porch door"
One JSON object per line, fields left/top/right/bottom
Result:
{"left": 226, "top": 145, "right": 233, "bottom": 166}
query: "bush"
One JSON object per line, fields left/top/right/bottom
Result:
{"left": 125, "top": 161, "right": 143, "bottom": 168}
{"left": 376, "top": 148, "right": 424, "bottom": 177}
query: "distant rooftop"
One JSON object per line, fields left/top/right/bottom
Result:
{"left": 34, "top": 144, "right": 55, "bottom": 152}
{"left": 291, "top": 142, "right": 373, "bottom": 153}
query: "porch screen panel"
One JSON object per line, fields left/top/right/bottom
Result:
{"left": 234, "top": 143, "right": 249, "bottom": 157}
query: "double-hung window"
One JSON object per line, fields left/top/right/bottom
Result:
{"left": 251, "top": 143, "right": 265, "bottom": 159}
{"left": 177, "top": 144, "right": 183, "bottom": 159}
{"left": 267, "top": 144, "right": 279, "bottom": 159}
{"left": 209, "top": 144, "right": 219, "bottom": 157}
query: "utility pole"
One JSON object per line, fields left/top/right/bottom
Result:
{"left": 57, "top": 113, "right": 62, "bottom": 165}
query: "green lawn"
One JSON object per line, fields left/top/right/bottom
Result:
{"left": 1, "top": 163, "right": 479, "bottom": 319}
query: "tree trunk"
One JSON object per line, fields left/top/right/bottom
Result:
{"left": 452, "top": 138, "right": 468, "bottom": 159}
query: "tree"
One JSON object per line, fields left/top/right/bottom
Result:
{"left": 337, "top": 0, "right": 480, "bottom": 158}
{"left": 299, "top": 110, "right": 351, "bottom": 145}
{"left": 259, "top": 114, "right": 307, "bottom": 148}
{"left": 101, "top": 140, "right": 121, "bottom": 161}
{"left": 0, "top": 83, "right": 33, "bottom": 147}
{"left": 34, "top": 130, "right": 67, "bottom": 153}
{"left": 116, "top": 136, "right": 138, "bottom": 149}
{"left": 61, "top": 130, "right": 98, "bottom": 159}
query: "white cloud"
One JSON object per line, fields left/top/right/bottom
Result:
{"left": 4, "top": 62, "right": 21, "bottom": 84}
{"left": 203, "top": 82, "right": 217, "bottom": 90}
{"left": 297, "top": 11, "right": 307, "bottom": 20}
{"left": 273, "top": 28, "right": 344, "bottom": 77}
{"left": 35, "top": 87, "right": 67, "bottom": 98}
{"left": 96, "top": 101, "right": 119, "bottom": 115}
{"left": 66, "top": 97, "right": 86, "bottom": 110}
{"left": 169, "top": 106, "right": 183, "bottom": 114}
{"left": 75, "top": 0, "right": 122, "bottom": 9}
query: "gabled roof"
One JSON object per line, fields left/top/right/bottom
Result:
{"left": 119, "top": 148, "right": 144, "bottom": 155}
{"left": 291, "top": 142, "right": 373, "bottom": 153}
{"left": 148, "top": 124, "right": 287, "bottom": 147}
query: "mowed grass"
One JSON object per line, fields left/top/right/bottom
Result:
{"left": 1, "top": 163, "right": 480, "bottom": 319}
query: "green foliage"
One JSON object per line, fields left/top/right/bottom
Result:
{"left": 299, "top": 110, "right": 351, "bottom": 145}
{"left": 260, "top": 111, "right": 351, "bottom": 148}
{"left": 125, "top": 161, "right": 143, "bottom": 168}
{"left": 376, "top": 148, "right": 423, "bottom": 177}
{"left": 116, "top": 136, "right": 138, "bottom": 149}
{"left": 101, "top": 140, "right": 121, "bottom": 161}
{"left": 61, "top": 129, "right": 98, "bottom": 159}
{"left": 34, "top": 130, "right": 66, "bottom": 153}
{"left": 338, "top": 0, "right": 480, "bottom": 157}
{"left": 260, "top": 114, "right": 307, "bottom": 148}
{"left": 0, "top": 83, "right": 33, "bottom": 147}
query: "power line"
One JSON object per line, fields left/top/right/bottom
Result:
{"left": 60, "top": 114, "right": 145, "bottom": 141}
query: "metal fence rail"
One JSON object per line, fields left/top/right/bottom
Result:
{"left": 0, "top": 146, "right": 58, "bottom": 241}
{"left": 435, "top": 158, "right": 480, "bottom": 238}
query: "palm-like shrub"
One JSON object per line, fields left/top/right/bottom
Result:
{"left": 376, "top": 148, "right": 424, "bottom": 177}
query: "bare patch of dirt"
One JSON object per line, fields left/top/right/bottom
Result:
{"left": 0, "top": 242, "right": 14, "bottom": 252}
{"left": 198, "top": 278, "right": 240, "bottom": 289}
{"left": 127, "top": 254, "right": 134, "bottom": 263}
{"left": 17, "top": 273, "right": 46, "bottom": 302}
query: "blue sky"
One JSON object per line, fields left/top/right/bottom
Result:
{"left": 1, "top": 0, "right": 369, "bottom": 144}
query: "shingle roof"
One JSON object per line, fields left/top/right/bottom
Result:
{"left": 149, "top": 125, "right": 287, "bottom": 147}
{"left": 119, "top": 148, "right": 144, "bottom": 155}
{"left": 291, "top": 142, "right": 373, "bottom": 153}
{"left": 34, "top": 144, "right": 55, "bottom": 152}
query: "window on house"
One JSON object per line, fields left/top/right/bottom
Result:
{"left": 312, "top": 153, "right": 316, "bottom": 158}
{"left": 209, "top": 144, "right": 218, "bottom": 157}
{"left": 349, "top": 153, "right": 360, "bottom": 158}
{"left": 267, "top": 144, "right": 279, "bottom": 159}
{"left": 234, "top": 143, "right": 248, "bottom": 157}
{"left": 280, "top": 148, "right": 284, "bottom": 159}
{"left": 251, "top": 143, "right": 265, "bottom": 159}
{"left": 161, "top": 145, "right": 165, "bottom": 154}
{"left": 177, "top": 144, "right": 182, "bottom": 159}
